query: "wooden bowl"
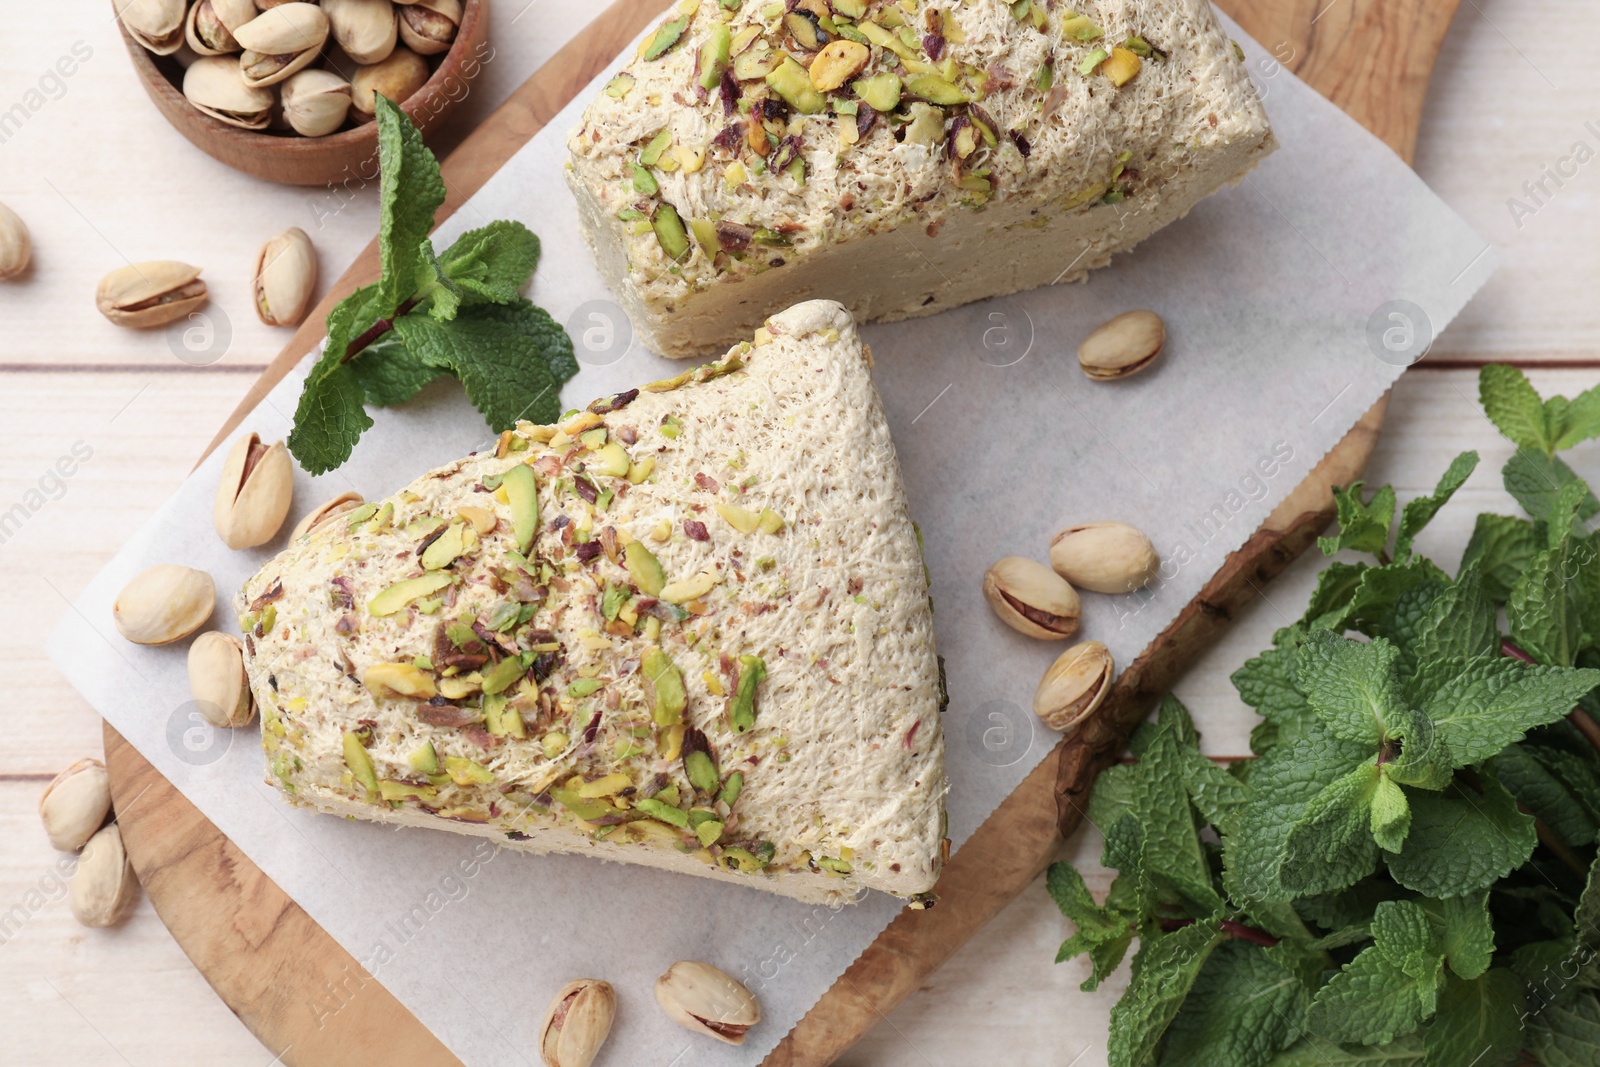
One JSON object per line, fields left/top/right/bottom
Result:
{"left": 115, "top": 0, "right": 489, "bottom": 187}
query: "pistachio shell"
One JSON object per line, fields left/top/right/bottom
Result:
{"left": 183, "top": 56, "right": 274, "bottom": 130}
{"left": 189, "top": 632, "right": 255, "bottom": 728}
{"left": 214, "top": 432, "right": 295, "bottom": 548}
{"left": 397, "top": 0, "right": 459, "bottom": 55}
{"left": 185, "top": 0, "right": 241, "bottom": 56}
{"left": 350, "top": 45, "right": 429, "bottom": 116}
{"left": 116, "top": 0, "right": 186, "bottom": 54}
{"left": 212, "top": 0, "right": 260, "bottom": 32}
{"left": 1048, "top": 522, "right": 1160, "bottom": 594}
{"left": 39, "top": 759, "right": 111, "bottom": 852}
{"left": 70, "top": 825, "right": 138, "bottom": 928}
{"left": 655, "top": 961, "right": 761, "bottom": 1045}
{"left": 292, "top": 491, "right": 365, "bottom": 539}
{"left": 1033, "top": 641, "right": 1114, "bottom": 734}
{"left": 1078, "top": 310, "right": 1165, "bottom": 380}
{"left": 98, "top": 260, "right": 208, "bottom": 329}
{"left": 982, "top": 556, "right": 1081, "bottom": 640}
{"left": 324, "top": 0, "right": 398, "bottom": 64}
{"left": 538, "top": 979, "right": 616, "bottom": 1067}
{"left": 234, "top": 3, "right": 329, "bottom": 87}
{"left": 0, "top": 202, "right": 30, "bottom": 281}
{"left": 280, "top": 68, "right": 353, "bottom": 136}
{"left": 113, "top": 564, "right": 215, "bottom": 645}
{"left": 254, "top": 227, "right": 318, "bottom": 327}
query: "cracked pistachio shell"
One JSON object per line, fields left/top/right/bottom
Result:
{"left": 350, "top": 46, "right": 429, "bottom": 116}
{"left": 655, "top": 961, "right": 761, "bottom": 1046}
{"left": 292, "top": 491, "right": 364, "bottom": 539}
{"left": 281, "top": 68, "right": 353, "bottom": 136}
{"left": 97, "top": 260, "right": 208, "bottom": 328}
{"left": 397, "top": 0, "right": 459, "bottom": 55}
{"left": 1077, "top": 309, "right": 1165, "bottom": 380}
{"left": 183, "top": 56, "right": 274, "bottom": 130}
{"left": 214, "top": 432, "right": 295, "bottom": 548}
{"left": 0, "top": 203, "right": 30, "bottom": 281}
{"left": 254, "top": 226, "right": 318, "bottom": 327}
{"left": 235, "top": 3, "right": 329, "bottom": 87}
{"left": 1049, "top": 521, "right": 1159, "bottom": 594}
{"left": 538, "top": 979, "right": 616, "bottom": 1067}
{"left": 116, "top": 0, "right": 186, "bottom": 54}
{"left": 39, "top": 759, "right": 111, "bottom": 852}
{"left": 71, "top": 825, "right": 138, "bottom": 928}
{"left": 982, "top": 556, "right": 1081, "bottom": 640}
{"left": 188, "top": 632, "right": 255, "bottom": 728}
{"left": 324, "top": 0, "right": 398, "bottom": 64}
{"left": 1033, "top": 641, "right": 1114, "bottom": 734}
{"left": 113, "top": 564, "right": 216, "bottom": 645}
{"left": 185, "top": 0, "right": 241, "bottom": 56}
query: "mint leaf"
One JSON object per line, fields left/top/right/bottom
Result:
{"left": 1344, "top": 557, "right": 1452, "bottom": 643}
{"left": 1307, "top": 944, "right": 1441, "bottom": 1043}
{"left": 349, "top": 334, "right": 444, "bottom": 406}
{"left": 1395, "top": 451, "right": 1478, "bottom": 561}
{"left": 1385, "top": 776, "right": 1536, "bottom": 897}
{"left": 1304, "top": 561, "right": 1370, "bottom": 629}
{"left": 1578, "top": 849, "right": 1600, "bottom": 954}
{"left": 436, "top": 220, "right": 541, "bottom": 305}
{"left": 1262, "top": 1037, "right": 1425, "bottom": 1065}
{"left": 1460, "top": 513, "right": 1538, "bottom": 603}
{"left": 1403, "top": 566, "right": 1498, "bottom": 697}
{"left": 1296, "top": 633, "right": 1406, "bottom": 745}
{"left": 395, "top": 300, "right": 576, "bottom": 431}
{"left": 1048, "top": 861, "right": 1136, "bottom": 991}
{"left": 288, "top": 282, "right": 386, "bottom": 474}
{"left": 1419, "top": 891, "right": 1495, "bottom": 980}
{"left": 1421, "top": 658, "right": 1599, "bottom": 765}
{"left": 1504, "top": 446, "right": 1599, "bottom": 523}
{"left": 1370, "top": 772, "right": 1411, "bottom": 853}
{"left": 1233, "top": 646, "right": 1312, "bottom": 726}
{"left": 1509, "top": 543, "right": 1589, "bottom": 667}
{"left": 1490, "top": 743, "right": 1600, "bottom": 847}
{"left": 374, "top": 94, "right": 446, "bottom": 315}
{"left": 1106, "top": 916, "right": 1224, "bottom": 1067}
{"left": 417, "top": 240, "right": 464, "bottom": 322}
{"left": 1162, "top": 940, "right": 1309, "bottom": 1067}
{"left": 1320, "top": 482, "right": 1397, "bottom": 559}
{"left": 1479, "top": 363, "right": 1551, "bottom": 453}
{"left": 1548, "top": 380, "right": 1600, "bottom": 451}
{"left": 1527, "top": 991, "right": 1600, "bottom": 1067}
{"left": 1421, "top": 970, "right": 1525, "bottom": 1067}
{"left": 1287, "top": 761, "right": 1382, "bottom": 872}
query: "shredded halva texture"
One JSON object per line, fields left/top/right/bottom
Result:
{"left": 567, "top": 0, "right": 1274, "bottom": 356}
{"left": 241, "top": 301, "right": 947, "bottom": 905}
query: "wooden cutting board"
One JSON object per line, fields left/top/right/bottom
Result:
{"left": 102, "top": 0, "right": 1459, "bottom": 1062}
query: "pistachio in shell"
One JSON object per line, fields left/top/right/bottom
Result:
{"left": 323, "top": 0, "right": 398, "bottom": 65}
{"left": 538, "top": 979, "right": 616, "bottom": 1067}
{"left": 253, "top": 226, "right": 318, "bottom": 327}
{"left": 655, "top": 960, "right": 761, "bottom": 1045}
{"left": 1033, "top": 640, "right": 1114, "bottom": 734}
{"left": 280, "top": 68, "right": 353, "bottom": 137}
{"left": 39, "top": 758, "right": 112, "bottom": 852}
{"left": 70, "top": 824, "right": 139, "bottom": 928}
{"left": 350, "top": 46, "right": 429, "bottom": 117}
{"left": 112, "top": 564, "right": 216, "bottom": 645}
{"left": 185, "top": 0, "right": 241, "bottom": 56}
{"left": 0, "top": 202, "right": 30, "bottom": 281}
{"left": 292, "top": 491, "right": 365, "bottom": 539}
{"left": 214, "top": 432, "right": 295, "bottom": 548}
{"left": 398, "top": 0, "right": 460, "bottom": 56}
{"left": 116, "top": 0, "right": 186, "bottom": 55}
{"left": 183, "top": 56, "right": 273, "bottom": 131}
{"left": 96, "top": 260, "right": 208, "bottom": 329}
{"left": 981, "top": 556, "right": 1081, "bottom": 640}
{"left": 234, "top": 2, "right": 330, "bottom": 88}
{"left": 188, "top": 631, "right": 255, "bottom": 728}
{"left": 1077, "top": 310, "right": 1165, "bottom": 380}
{"left": 1048, "top": 521, "right": 1160, "bottom": 594}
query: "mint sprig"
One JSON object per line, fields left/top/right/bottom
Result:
{"left": 1050, "top": 364, "right": 1600, "bottom": 1066}
{"left": 287, "top": 96, "right": 575, "bottom": 475}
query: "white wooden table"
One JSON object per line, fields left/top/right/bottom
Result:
{"left": 3, "top": 1, "right": 1597, "bottom": 1063}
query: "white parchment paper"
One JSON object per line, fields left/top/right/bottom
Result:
{"left": 52, "top": 17, "right": 1494, "bottom": 1066}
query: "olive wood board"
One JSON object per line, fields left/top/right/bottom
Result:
{"left": 102, "top": 0, "right": 1457, "bottom": 1062}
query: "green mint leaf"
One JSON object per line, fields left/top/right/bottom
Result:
{"left": 1578, "top": 849, "right": 1600, "bottom": 954}
{"left": 1460, "top": 513, "right": 1539, "bottom": 603}
{"left": 1047, "top": 861, "right": 1136, "bottom": 991}
{"left": 374, "top": 94, "right": 446, "bottom": 315}
{"left": 1503, "top": 446, "right": 1599, "bottom": 523}
{"left": 1421, "top": 970, "right": 1526, "bottom": 1067}
{"left": 1489, "top": 743, "right": 1599, "bottom": 847}
{"left": 1303, "top": 561, "right": 1370, "bottom": 630}
{"left": 1262, "top": 1037, "right": 1426, "bottom": 1065}
{"left": 1296, "top": 632, "right": 1407, "bottom": 745}
{"left": 1384, "top": 775, "right": 1536, "bottom": 897}
{"left": 1548, "top": 380, "right": 1600, "bottom": 451}
{"left": 1546, "top": 480, "right": 1591, "bottom": 548}
{"left": 1479, "top": 363, "right": 1552, "bottom": 453}
{"left": 1183, "top": 749, "right": 1249, "bottom": 830}
{"left": 1307, "top": 900, "right": 1444, "bottom": 1045}
{"left": 1421, "top": 658, "right": 1599, "bottom": 766}
{"left": 1372, "top": 898, "right": 1441, "bottom": 965}
{"left": 1106, "top": 916, "right": 1224, "bottom": 1067}
{"left": 1162, "top": 939, "right": 1310, "bottom": 1067}
{"left": 1233, "top": 646, "right": 1313, "bottom": 726}
{"left": 1343, "top": 557, "right": 1452, "bottom": 643}
{"left": 1284, "top": 762, "right": 1386, "bottom": 887}
{"left": 395, "top": 300, "right": 576, "bottom": 431}
{"left": 1509, "top": 544, "right": 1587, "bottom": 668}
{"left": 1370, "top": 772, "right": 1411, "bottom": 852}
{"left": 287, "top": 281, "right": 386, "bottom": 474}
{"left": 1418, "top": 890, "right": 1495, "bottom": 980}
{"left": 349, "top": 334, "right": 445, "bottom": 407}
{"left": 417, "top": 240, "right": 464, "bottom": 322}
{"left": 436, "top": 220, "right": 542, "bottom": 305}
{"left": 1319, "top": 481, "right": 1397, "bottom": 559}
{"left": 1395, "top": 451, "right": 1479, "bottom": 561}
{"left": 1527, "top": 991, "right": 1600, "bottom": 1067}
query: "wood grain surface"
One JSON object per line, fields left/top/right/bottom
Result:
{"left": 97, "top": 0, "right": 1457, "bottom": 1063}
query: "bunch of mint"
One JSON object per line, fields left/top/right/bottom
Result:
{"left": 1051, "top": 365, "right": 1600, "bottom": 1067}
{"left": 288, "top": 95, "right": 577, "bottom": 475}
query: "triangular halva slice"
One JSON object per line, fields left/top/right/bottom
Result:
{"left": 240, "top": 300, "right": 947, "bottom": 905}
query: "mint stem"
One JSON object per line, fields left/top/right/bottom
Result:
{"left": 1157, "top": 917, "right": 1279, "bottom": 947}
{"left": 342, "top": 297, "right": 420, "bottom": 364}
{"left": 1502, "top": 638, "right": 1600, "bottom": 753}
